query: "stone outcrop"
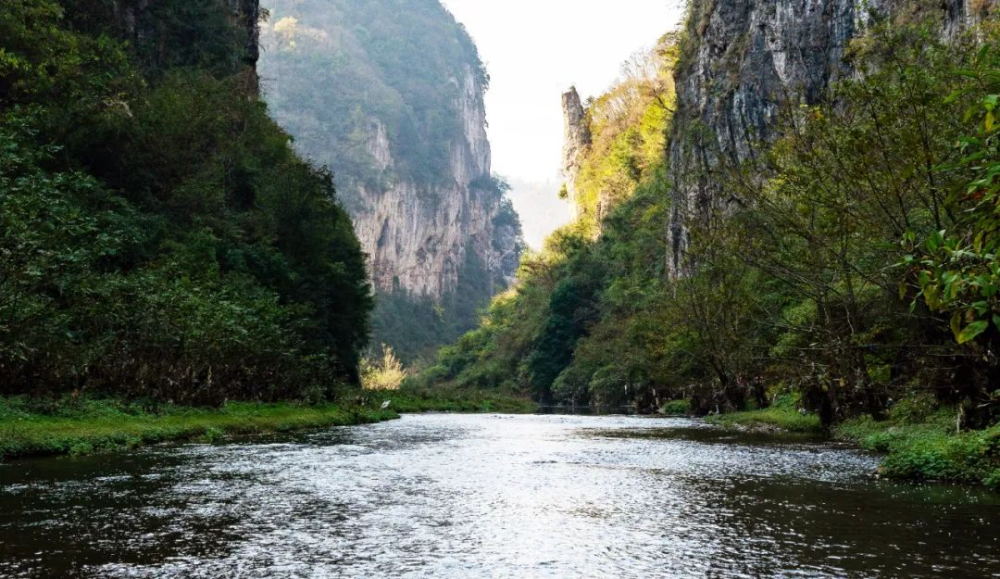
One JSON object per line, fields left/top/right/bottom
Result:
{"left": 666, "top": 0, "right": 998, "bottom": 277}
{"left": 350, "top": 65, "right": 519, "bottom": 297}
{"left": 560, "top": 87, "right": 591, "bottom": 217}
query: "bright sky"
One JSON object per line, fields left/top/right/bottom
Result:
{"left": 440, "top": 0, "right": 686, "bottom": 248}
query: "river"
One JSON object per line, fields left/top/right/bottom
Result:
{"left": 1, "top": 414, "right": 998, "bottom": 578}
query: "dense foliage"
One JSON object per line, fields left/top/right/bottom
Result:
{"left": 416, "top": 15, "right": 1000, "bottom": 436}
{"left": 0, "top": 0, "right": 372, "bottom": 404}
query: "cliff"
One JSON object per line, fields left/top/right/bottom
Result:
{"left": 259, "top": 0, "right": 521, "bottom": 301}
{"left": 557, "top": 39, "right": 676, "bottom": 233}
{"left": 352, "top": 65, "right": 519, "bottom": 296}
{"left": 560, "top": 87, "right": 591, "bottom": 218}
{"left": 666, "top": 0, "right": 997, "bottom": 277}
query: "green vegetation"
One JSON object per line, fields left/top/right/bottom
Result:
{"left": 702, "top": 392, "right": 1000, "bottom": 487}
{"left": 0, "top": 390, "right": 536, "bottom": 460}
{"left": 707, "top": 396, "right": 824, "bottom": 434}
{"left": 260, "top": 0, "right": 487, "bottom": 199}
{"left": 0, "top": 396, "right": 396, "bottom": 459}
{"left": 410, "top": 37, "right": 680, "bottom": 406}
{"left": 836, "top": 396, "right": 1000, "bottom": 489}
{"left": 660, "top": 399, "right": 691, "bottom": 415}
{"left": 707, "top": 396, "right": 1000, "bottom": 488}
{"left": 417, "top": 14, "right": 1000, "bottom": 486}
{"left": 1, "top": 0, "right": 372, "bottom": 403}
{"left": 355, "top": 388, "right": 538, "bottom": 414}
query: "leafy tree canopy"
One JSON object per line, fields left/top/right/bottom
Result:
{"left": 1, "top": 0, "right": 373, "bottom": 404}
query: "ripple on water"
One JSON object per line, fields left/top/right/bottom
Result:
{"left": 0, "top": 414, "right": 998, "bottom": 579}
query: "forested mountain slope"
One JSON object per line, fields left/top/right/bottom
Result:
{"left": 0, "top": 0, "right": 372, "bottom": 403}
{"left": 417, "top": 0, "right": 1000, "bottom": 450}
{"left": 259, "top": 0, "right": 523, "bottom": 362}
{"left": 412, "top": 36, "right": 679, "bottom": 405}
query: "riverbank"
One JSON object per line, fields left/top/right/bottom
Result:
{"left": 0, "top": 390, "right": 537, "bottom": 461}
{"left": 701, "top": 397, "right": 1000, "bottom": 490}
{"left": 835, "top": 413, "right": 1000, "bottom": 490}
{"left": 705, "top": 402, "right": 822, "bottom": 434}
{"left": 361, "top": 389, "right": 538, "bottom": 414}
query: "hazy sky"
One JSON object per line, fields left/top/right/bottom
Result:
{"left": 440, "top": 0, "right": 686, "bottom": 248}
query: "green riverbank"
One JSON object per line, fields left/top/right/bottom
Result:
{"left": 0, "top": 390, "right": 537, "bottom": 461}
{"left": 701, "top": 397, "right": 1000, "bottom": 490}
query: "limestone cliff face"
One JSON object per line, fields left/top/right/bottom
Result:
{"left": 259, "top": 0, "right": 521, "bottom": 303}
{"left": 560, "top": 87, "right": 591, "bottom": 218}
{"left": 353, "top": 65, "right": 519, "bottom": 296}
{"left": 666, "top": 0, "right": 997, "bottom": 277}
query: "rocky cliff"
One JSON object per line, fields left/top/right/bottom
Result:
{"left": 353, "top": 66, "right": 519, "bottom": 297}
{"left": 258, "top": 0, "right": 522, "bottom": 358}
{"left": 560, "top": 87, "right": 591, "bottom": 218}
{"left": 259, "top": 0, "right": 521, "bottom": 301}
{"left": 666, "top": 0, "right": 997, "bottom": 277}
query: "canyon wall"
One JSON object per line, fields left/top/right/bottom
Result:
{"left": 259, "top": 0, "right": 521, "bottom": 301}
{"left": 352, "top": 65, "right": 520, "bottom": 297}
{"left": 666, "top": 0, "right": 997, "bottom": 277}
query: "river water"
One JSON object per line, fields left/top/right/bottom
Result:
{"left": 1, "top": 414, "right": 998, "bottom": 578}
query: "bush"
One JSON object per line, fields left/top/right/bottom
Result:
{"left": 661, "top": 399, "right": 691, "bottom": 415}
{"left": 361, "top": 345, "right": 407, "bottom": 391}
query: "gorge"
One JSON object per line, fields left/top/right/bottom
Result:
{"left": 2, "top": 0, "right": 1000, "bottom": 577}
{"left": 415, "top": 0, "right": 1000, "bottom": 488}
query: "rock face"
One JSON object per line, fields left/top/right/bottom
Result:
{"left": 259, "top": 0, "right": 521, "bottom": 301}
{"left": 666, "top": 0, "right": 997, "bottom": 277}
{"left": 561, "top": 87, "right": 591, "bottom": 217}
{"left": 353, "top": 67, "right": 518, "bottom": 297}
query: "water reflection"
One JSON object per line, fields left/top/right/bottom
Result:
{"left": 0, "top": 415, "right": 997, "bottom": 578}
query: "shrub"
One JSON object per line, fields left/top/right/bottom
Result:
{"left": 661, "top": 399, "right": 691, "bottom": 415}
{"left": 362, "top": 345, "right": 407, "bottom": 391}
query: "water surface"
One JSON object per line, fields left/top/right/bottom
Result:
{"left": 1, "top": 414, "right": 998, "bottom": 578}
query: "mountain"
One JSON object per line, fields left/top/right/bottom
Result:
{"left": 258, "top": 0, "right": 523, "bottom": 361}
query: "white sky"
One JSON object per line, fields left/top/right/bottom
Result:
{"left": 441, "top": 0, "right": 686, "bottom": 248}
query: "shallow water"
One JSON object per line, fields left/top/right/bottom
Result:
{"left": 1, "top": 414, "right": 998, "bottom": 578}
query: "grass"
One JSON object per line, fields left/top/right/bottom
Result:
{"left": 706, "top": 397, "right": 824, "bottom": 434}
{"left": 363, "top": 388, "right": 538, "bottom": 414}
{"left": 0, "top": 397, "right": 398, "bottom": 460}
{"left": 0, "top": 389, "right": 537, "bottom": 461}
